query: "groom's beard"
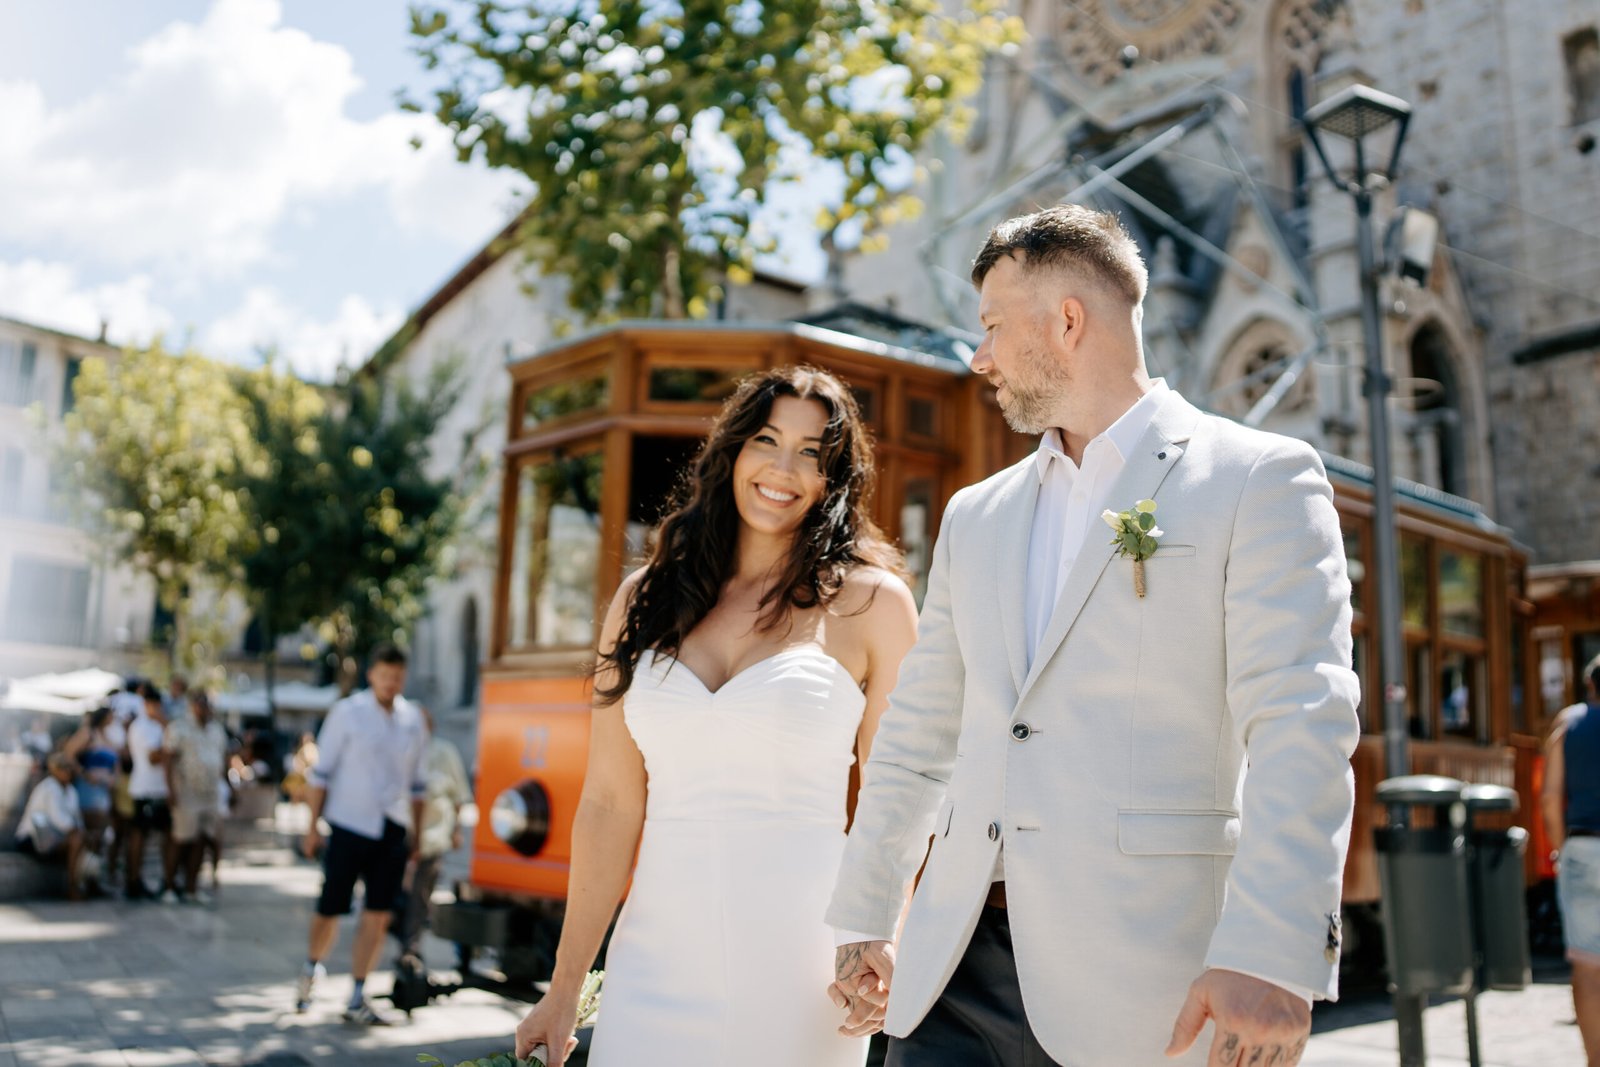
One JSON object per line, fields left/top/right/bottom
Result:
{"left": 995, "top": 345, "right": 1071, "bottom": 436}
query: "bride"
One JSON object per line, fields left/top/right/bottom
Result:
{"left": 514, "top": 366, "right": 918, "bottom": 1067}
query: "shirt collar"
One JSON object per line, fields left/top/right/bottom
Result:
{"left": 1034, "top": 379, "right": 1170, "bottom": 482}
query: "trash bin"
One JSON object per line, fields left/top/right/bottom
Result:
{"left": 1461, "top": 783, "right": 1531, "bottom": 991}
{"left": 1374, "top": 775, "right": 1475, "bottom": 996}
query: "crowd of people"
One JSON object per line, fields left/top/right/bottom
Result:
{"left": 13, "top": 676, "right": 236, "bottom": 902}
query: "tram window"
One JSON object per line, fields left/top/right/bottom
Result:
{"left": 1510, "top": 616, "right": 1528, "bottom": 734}
{"left": 900, "top": 477, "right": 937, "bottom": 606}
{"left": 1351, "top": 635, "right": 1371, "bottom": 731}
{"left": 524, "top": 374, "right": 609, "bottom": 430}
{"left": 1407, "top": 644, "right": 1434, "bottom": 740}
{"left": 1439, "top": 649, "right": 1484, "bottom": 741}
{"left": 907, "top": 395, "right": 940, "bottom": 440}
{"left": 647, "top": 367, "right": 743, "bottom": 404}
{"left": 623, "top": 435, "right": 702, "bottom": 575}
{"left": 849, "top": 385, "right": 878, "bottom": 426}
{"left": 1438, "top": 549, "right": 1484, "bottom": 638}
{"left": 1343, "top": 527, "right": 1365, "bottom": 615}
{"left": 1401, "top": 537, "right": 1429, "bottom": 628}
{"left": 507, "top": 452, "right": 604, "bottom": 650}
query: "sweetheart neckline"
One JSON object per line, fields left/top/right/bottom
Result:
{"left": 645, "top": 644, "right": 857, "bottom": 697}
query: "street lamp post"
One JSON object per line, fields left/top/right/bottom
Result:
{"left": 1302, "top": 83, "right": 1423, "bottom": 1065}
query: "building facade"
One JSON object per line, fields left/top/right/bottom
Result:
{"left": 0, "top": 315, "right": 157, "bottom": 680}
{"left": 838, "top": 0, "right": 1600, "bottom": 711}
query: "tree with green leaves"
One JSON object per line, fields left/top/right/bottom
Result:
{"left": 55, "top": 342, "right": 262, "bottom": 674}
{"left": 408, "top": 0, "right": 1021, "bottom": 319}
{"left": 307, "top": 361, "right": 474, "bottom": 686}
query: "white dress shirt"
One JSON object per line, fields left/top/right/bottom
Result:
{"left": 127, "top": 713, "right": 170, "bottom": 800}
{"left": 17, "top": 775, "right": 82, "bottom": 844}
{"left": 309, "top": 689, "right": 429, "bottom": 840}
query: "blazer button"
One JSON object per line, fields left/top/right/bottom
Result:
{"left": 987, "top": 821, "right": 1000, "bottom": 841}
{"left": 1011, "top": 722, "right": 1032, "bottom": 741}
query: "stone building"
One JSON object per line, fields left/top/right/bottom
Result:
{"left": 839, "top": 0, "right": 1600, "bottom": 706}
{"left": 0, "top": 314, "right": 157, "bottom": 680}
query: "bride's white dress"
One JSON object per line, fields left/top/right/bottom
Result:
{"left": 587, "top": 645, "right": 870, "bottom": 1067}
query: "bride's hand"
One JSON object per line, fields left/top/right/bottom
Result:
{"left": 514, "top": 992, "right": 583, "bottom": 1066}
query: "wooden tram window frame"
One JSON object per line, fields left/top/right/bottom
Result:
{"left": 633, "top": 346, "right": 764, "bottom": 415}
{"left": 493, "top": 439, "right": 609, "bottom": 668}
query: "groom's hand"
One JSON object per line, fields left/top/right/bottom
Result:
{"left": 1165, "top": 969, "right": 1309, "bottom": 1065}
{"left": 829, "top": 940, "right": 894, "bottom": 1037}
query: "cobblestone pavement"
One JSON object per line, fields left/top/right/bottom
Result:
{"left": 0, "top": 828, "right": 533, "bottom": 1067}
{"left": 5, "top": 827, "right": 1586, "bottom": 1067}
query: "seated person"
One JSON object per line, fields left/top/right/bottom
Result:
{"left": 16, "top": 753, "right": 86, "bottom": 900}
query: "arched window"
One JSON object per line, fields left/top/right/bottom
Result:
{"left": 1408, "top": 323, "right": 1466, "bottom": 497}
{"left": 1211, "top": 320, "right": 1314, "bottom": 420}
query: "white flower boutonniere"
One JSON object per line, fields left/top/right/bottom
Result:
{"left": 1101, "top": 498, "right": 1163, "bottom": 598}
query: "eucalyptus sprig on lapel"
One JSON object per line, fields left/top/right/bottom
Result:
{"left": 1101, "top": 498, "right": 1163, "bottom": 598}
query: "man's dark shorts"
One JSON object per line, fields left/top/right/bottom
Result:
{"left": 316, "top": 819, "right": 409, "bottom": 917}
{"left": 130, "top": 797, "right": 172, "bottom": 833}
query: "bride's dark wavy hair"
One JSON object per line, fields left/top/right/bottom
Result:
{"left": 594, "top": 365, "right": 904, "bottom": 705}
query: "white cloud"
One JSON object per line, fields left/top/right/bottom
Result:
{"left": 202, "top": 286, "right": 402, "bottom": 381}
{"left": 0, "top": 259, "right": 175, "bottom": 345}
{"left": 0, "top": 0, "right": 524, "bottom": 276}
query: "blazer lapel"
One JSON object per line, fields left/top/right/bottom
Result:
{"left": 1016, "top": 392, "right": 1203, "bottom": 705}
{"left": 992, "top": 460, "right": 1039, "bottom": 696}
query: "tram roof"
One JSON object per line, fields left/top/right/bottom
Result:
{"left": 1319, "top": 451, "right": 1508, "bottom": 535}
{"left": 506, "top": 316, "right": 976, "bottom": 375}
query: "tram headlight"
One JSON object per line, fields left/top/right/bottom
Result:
{"left": 490, "top": 779, "right": 552, "bottom": 857}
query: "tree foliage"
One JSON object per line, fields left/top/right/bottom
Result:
{"left": 408, "top": 0, "right": 1021, "bottom": 319}
{"left": 56, "top": 342, "right": 261, "bottom": 671}
{"left": 58, "top": 346, "right": 471, "bottom": 678}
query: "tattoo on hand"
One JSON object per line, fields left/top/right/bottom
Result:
{"left": 1246, "top": 1049, "right": 1264, "bottom": 1066}
{"left": 835, "top": 944, "right": 866, "bottom": 984}
{"left": 1218, "top": 1033, "right": 1241, "bottom": 1065}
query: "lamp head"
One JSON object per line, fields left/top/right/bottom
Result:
{"left": 1302, "top": 84, "right": 1414, "bottom": 189}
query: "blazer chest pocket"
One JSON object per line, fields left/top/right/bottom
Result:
{"left": 1148, "top": 543, "right": 1197, "bottom": 559}
{"left": 1118, "top": 810, "right": 1239, "bottom": 855}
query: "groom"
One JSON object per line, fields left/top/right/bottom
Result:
{"left": 826, "top": 205, "right": 1360, "bottom": 1066}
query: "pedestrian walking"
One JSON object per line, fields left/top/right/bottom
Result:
{"left": 1542, "top": 651, "right": 1600, "bottom": 1066}
{"left": 294, "top": 643, "right": 428, "bottom": 1025}
{"left": 398, "top": 705, "right": 472, "bottom": 964}
{"left": 166, "top": 688, "right": 229, "bottom": 903}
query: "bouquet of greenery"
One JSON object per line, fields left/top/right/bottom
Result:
{"left": 418, "top": 970, "right": 603, "bottom": 1067}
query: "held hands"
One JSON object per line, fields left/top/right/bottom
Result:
{"left": 514, "top": 991, "right": 582, "bottom": 1066}
{"left": 1165, "top": 969, "right": 1310, "bottom": 1066}
{"left": 828, "top": 940, "right": 895, "bottom": 1038}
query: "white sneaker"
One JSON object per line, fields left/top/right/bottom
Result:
{"left": 158, "top": 889, "right": 179, "bottom": 905}
{"left": 294, "top": 963, "right": 325, "bottom": 1013}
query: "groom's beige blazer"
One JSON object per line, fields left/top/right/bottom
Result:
{"left": 827, "top": 389, "right": 1361, "bottom": 1066}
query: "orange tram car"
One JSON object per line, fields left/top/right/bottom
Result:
{"left": 433, "top": 320, "right": 1555, "bottom": 987}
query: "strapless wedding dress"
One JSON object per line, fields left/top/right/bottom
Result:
{"left": 587, "top": 645, "right": 870, "bottom": 1067}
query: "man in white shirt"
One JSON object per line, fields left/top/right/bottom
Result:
{"left": 125, "top": 681, "right": 178, "bottom": 902}
{"left": 827, "top": 205, "right": 1358, "bottom": 1066}
{"left": 295, "top": 643, "right": 428, "bottom": 1025}
{"left": 17, "top": 753, "right": 86, "bottom": 900}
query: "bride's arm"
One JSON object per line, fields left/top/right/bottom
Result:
{"left": 851, "top": 568, "right": 920, "bottom": 771}
{"left": 551, "top": 575, "right": 647, "bottom": 993}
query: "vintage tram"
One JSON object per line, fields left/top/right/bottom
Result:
{"left": 433, "top": 320, "right": 1550, "bottom": 984}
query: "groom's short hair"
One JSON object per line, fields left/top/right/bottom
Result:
{"left": 970, "top": 205, "right": 1148, "bottom": 307}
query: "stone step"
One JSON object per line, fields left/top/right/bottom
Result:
{"left": 0, "top": 849, "right": 58, "bottom": 900}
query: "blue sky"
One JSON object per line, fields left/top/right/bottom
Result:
{"left": 0, "top": 0, "right": 831, "bottom": 380}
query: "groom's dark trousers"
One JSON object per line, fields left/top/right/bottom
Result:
{"left": 886, "top": 896, "right": 1062, "bottom": 1067}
